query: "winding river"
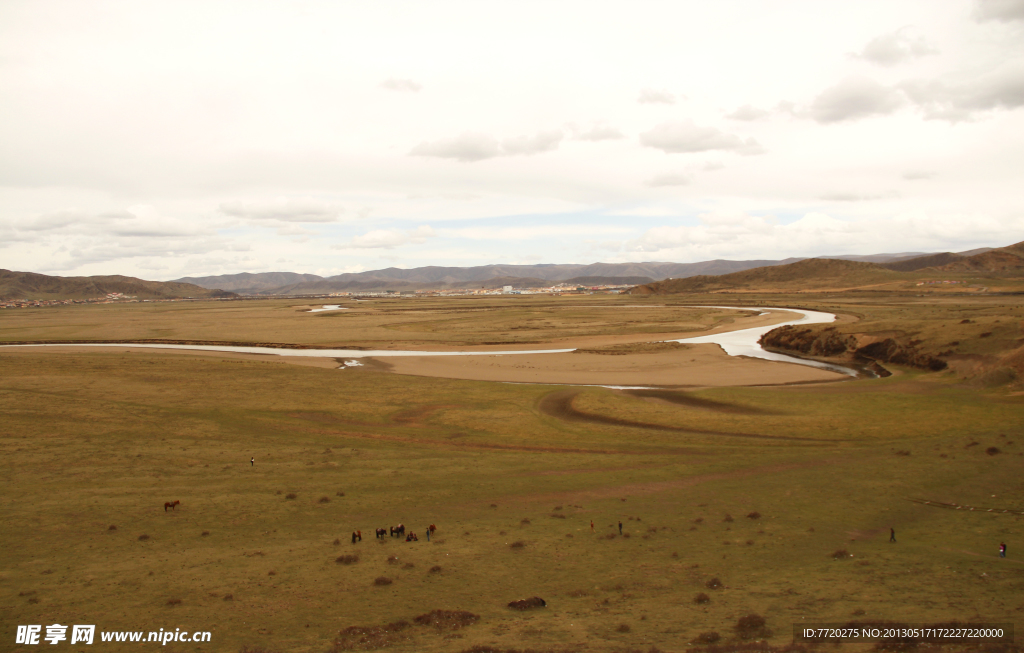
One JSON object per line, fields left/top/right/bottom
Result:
{"left": 2, "top": 306, "right": 856, "bottom": 376}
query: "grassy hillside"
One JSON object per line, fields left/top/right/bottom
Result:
{"left": 628, "top": 259, "right": 904, "bottom": 294}
{"left": 1, "top": 348, "right": 1022, "bottom": 653}
{"left": 0, "top": 269, "right": 237, "bottom": 301}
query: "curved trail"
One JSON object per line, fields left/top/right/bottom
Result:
{"left": 538, "top": 389, "right": 830, "bottom": 442}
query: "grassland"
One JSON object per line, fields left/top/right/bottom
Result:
{"left": 1, "top": 295, "right": 1022, "bottom": 652}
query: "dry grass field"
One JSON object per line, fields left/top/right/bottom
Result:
{"left": 1, "top": 294, "right": 1022, "bottom": 653}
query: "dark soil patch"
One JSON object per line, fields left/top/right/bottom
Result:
{"left": 538, "top": 390, "right": 827, "bottom": 442}
{"left": 624, "top": 389, "right": 776, "bottom": 414}
{"left": 507, "top": 597, "right": 546, "bottom": 610}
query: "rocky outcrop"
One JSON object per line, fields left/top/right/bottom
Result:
{"left": 759, "top": 326, "right": 947, "bottom": 371}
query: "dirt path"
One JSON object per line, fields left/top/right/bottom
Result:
{"left": 537, "top": 389, "right": 830, "bottom": 442}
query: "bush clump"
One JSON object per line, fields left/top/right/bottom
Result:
{"left": 832, "top": 549, "right": 852, "bottom": 560}
{"left": 736, "top": 613, "right": 771, "bottom": 639}
{"left": 747, "top": 512, "right": 761, "bottom": 520}
{"left": 509, "top": 540, "right": 526, "bottom": 549}
{"left": 507, "top": 596, "right": 546, "bottom": 610}
{"left": 330, "top": 621, "right": 411, "bottom": 651}
{"left": 285, "top": 493, "right": 297, "bottom": 500}
{"left": 413, "top": 609, "right": 480, "bottom": 631}
{"left": 373, "top": 576, "right": 393, "bottom": 586}
{"left": 694, "top": 592, "right": 711, "bottom": 604}
{"left": 336, "top": 555, "right": 359, "bottom": 565}
{"left": 705, "top": 578, "right": 723, "bottom": 589}
{"left": 693, "top": 631, "right": 721, "bottom": 644}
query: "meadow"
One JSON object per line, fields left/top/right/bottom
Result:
{"left": 1, "top": 294, "right": 1022, "bottom": 653}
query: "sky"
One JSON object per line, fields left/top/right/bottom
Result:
{"left": 2, "top": 0, "right": 1024, "bottom": 280}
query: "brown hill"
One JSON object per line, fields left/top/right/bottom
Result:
{"left": 880, "top": 252, "right": 964, "bottom": 272}
{"left": 935, "top": 240, "right": 1024, "bottom": 274}
{"left": 627, "top": 258, "right": 900, "bottom": 294}
{"left": 0, "top": 270, "right": 237, "bottom": 301}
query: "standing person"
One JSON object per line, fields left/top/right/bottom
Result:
{"left": 618, "top": 521, "right": 623, "bottom": 535}
{"left": 890, "top": 528, "right": 896, "bottom": 543}
{"left": 590, "top": 520, "right": 594, "bottom": 532}
{"left": 251, "top": 457, "right": 254, "bottom": 467}
{"left": 426, "top": 527, "right": 430, "bottom": 542}
{"left": 351, "top": 531, "right": 357, "bottom": 544}
{"left": 357, "top": 530, "right": 362, "bottom": 542}
{"left": 1000, "top": 542, "right": 1006, "bottom": 558}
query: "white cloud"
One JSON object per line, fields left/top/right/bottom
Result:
{"left": 218, "top": 197, "right": 342, "bottom": 223}
{"left": 380, "top": 78, "right": 422, "bottom": 92}
{"left": 855, "top": 28, "right": 937, "bottom": 66}
{"left": 575, "top": 125, "right": 626, "bottom": 141}
{"left": 900, "top": 64, "right": 1024, "bottom": 121}
{"left": 441, "top": 224, "right": 632, "bottom": 240}
{"left": 809, "top": 76, "right": 906, "bottom": 123}
{"left": 818, "top": 190, "right": 900, "bottom": 202}
{"left": 501, "top": 130, "right": 563, "bottom": 156}
{"left": 639, "top": 120, "right": 764, "bottom": 155}
{"left": 645, "top": 173, "right": 690, "bottom": 187}
{"left": 726, "top": 104, "right": 771, "bottom": 121}
{"left": 638, "top": 88, "right": 676, "bottom": 105}
{"left": 410, "top": 130, "right": 563, "bottom": 161}
{"left": 974, "top": 0, "right": 1024, "bottom": 21}
{"left": 902, "top": 170, "right": 937, "bottom": 180}
{"left": 339, "top": 225, "right": 436, "bottom": 249}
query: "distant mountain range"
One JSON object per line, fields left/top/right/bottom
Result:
{"left": 627, "top": 242, "right": 1023, "bottom": 294}
{"left": 173, "top": 248, "right": 996, "bottom": 295}
{"left": 4, "top": 243, "right": 1015, "bottom": 301}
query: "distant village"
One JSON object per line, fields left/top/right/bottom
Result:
{"left": 1, "top": 283, "right": 636, "bottom": 308}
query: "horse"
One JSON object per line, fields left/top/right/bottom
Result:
{"left": 163, "top": 500, "right": 180, "bottom": 512}
{"left": 428, "top": 524, "right": 436, "bottom": 533}
{"left": 376, "top": 528, "right": 387, "bottom": 539}
{"left": 390, "top": 524, "right": 405, "bottom": 538}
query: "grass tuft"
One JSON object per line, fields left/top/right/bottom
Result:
{"left": 285, "top": 493, "right": 297, "bottom": 500}
{"left": 413, "top": 609, "right": 480, "bottom": 631}
{"left": 507, "top": 596, "right": 546, "bottom": 610}
{"left": 509, "top": 540, "right": 526, "bottom": 549}
{"left": 137, "top": 534, "right": 149, "bottom": 541}
{"left": 705, "top": 578, "right": 723, "bottom": 589}
{"left": 335, "top": 555, "right": 359, "bottom": 565}
{"left": 693, "top": 632, "right": 720, "bottom": 644}
{"left": 107, "top": 525, "right": 117, "bottom": 531}
{"left": 746, "top": 512, "right": 761, "bottom": 520}
{"left": 695, "top": 592, "right": 711, "bottom": 604}
{"left": 429, "top": 565, "right": 442, "bottom": 573}
{"left": 735, "top": 613, "right": 771, "bottom": 639}
{"left": 616, "top": 624, "right": 631, "bottom": 633}
{"left": 318, "top": 496, "right": 331, "bottom": 503}
{"left": 373, "top": 576, "right": 393, "bottom": 586}
{"left": 166, "top": 598, "right": 182, "bottom": 606}
{"left": 832, "top": 549, "right": 852, "bottom": 560}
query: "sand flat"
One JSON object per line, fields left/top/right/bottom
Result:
{"left": 377, "top": 344, "right": 845, "bottom": 386}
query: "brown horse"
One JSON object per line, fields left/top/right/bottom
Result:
{"left": 163, "top": 500, "right": 180, "bottom": 512}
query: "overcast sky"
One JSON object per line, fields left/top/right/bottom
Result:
{"left": 2, "top": 0, "right": 1023, "bottom": 280}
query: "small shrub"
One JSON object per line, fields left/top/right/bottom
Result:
{"left": 336, "top": 555, "right": 359, "bottom": 565}
{"left": 333, "top": 538, "right": 341, "bottom": 545}
{"left": 550, "top": 513, "right": 566, "bottom": 519}
{"left": 553, "top": 506, "right": 562, "bottom": 510}
{"left": 604, "top": 533, "right": 617, "bottom": 540}
{"left": 616, "top": 624, "right": 631, "bottom": 633}
{"left": 832, "top": 549, "right": 852, "bottom": 560}
{"left": 671, "top": 552, "right": 678, "bottom": 558}
{"left": 987, "top": 447, "right": 1001, "bottom": 455}
{"left": 723, "top": 514, "right": 734, "bottom": 522}
{"left": 747, "top": 512, "right": 761, "bottom": 520}
{"left": 565, "top": 533, "right": 573, "bottom": 538}
{"left": 705, "top": 577, "right": 723, "bottom": 589}
{"left": 694, "top": 631, "right": 721, "bottom": 644}
{"left": 623, "top": 532, "right": 631, "bottom": 539}
{"left": 980, "top": 332, "right": 992, "bottom": 338}
{"left": 319, "top": 496, "right": 331, "bottom": 503}
{"left": 402, "top": 562, "right": 415, "bottom": 569}
{"left": 201, "top": 531, "right": 210, "bottom": 537}
{"left": 167, "top": 598, "right": 182, "bottom": 606}
{"left": 429, "top": 565, "right": 442, "bottom": 573}
{"left": 285, "top": 493, "right": 297, "bottom": 500}
{"left": 489, "top": 503, "right": 497, "bottom": 508}
{"left": 520, "top": 518, "right": 531, "bottom": 525}
{"left": 108, "top": 525, "right": 117, "bottom": 531}
{"left": 695, "top": 592, "right": 711, "bottom": 604}
{"left": 509, "top": 540, "right": 526, "bottom": 549}
{"left": 746, "top": 540, "right": 754, "bottom": 546}
{"left": 331, "top": 621, "right": 411, "bottom": 650}
{"left": 387, "top": 555, "right": 399, "bottom": 564}
{"left": 267, "top": 570, "right": 276, "bottom": 576}
{"left": 895, "top": 450, "right": 911, "bottom": 456}
{"left": 374, "top": 576, "right": 393, "bottom": 586}
{"left": 735, "top": 613, "right": 771, "bottom": 639}
{"left": 336, "top": 491, "right": 345, "bottom": 497}
{"left": 223, "top": 594, "right": 233, "bottom": 601}
{"left": 507, "top": 596, "right": 546, "bottom": 610}
{"left": 138, "top": 534, "right": 150, "bottom": 541}
{"left": 693, "top": 518, "right": 704, "bottom": 524}
{"left": 413, "top": 609, "right": 480, "bottom": 631}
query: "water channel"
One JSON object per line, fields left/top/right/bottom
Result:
{"left": 2, "top": 306, "right": 857, "bottom": 376}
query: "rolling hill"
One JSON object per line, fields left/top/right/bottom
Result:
{"left": 0, "top": 270, "right": 237, "bottom": 301}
